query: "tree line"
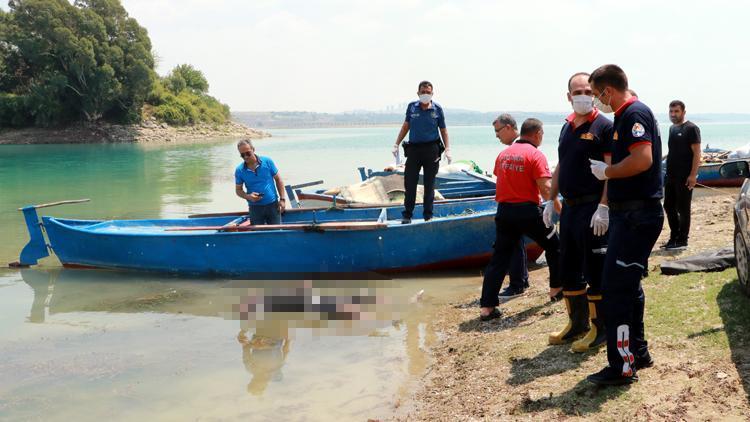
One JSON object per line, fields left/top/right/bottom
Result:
{"left": 0, "top": 0, "right": 230, "bottom": 128}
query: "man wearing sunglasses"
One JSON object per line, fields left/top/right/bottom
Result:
{"left": 235, "top": 139, "right": 286, "bottom": 225}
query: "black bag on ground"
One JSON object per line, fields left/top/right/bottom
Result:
{"left": 659, "top": 247, "right": 736, "bottom": 275}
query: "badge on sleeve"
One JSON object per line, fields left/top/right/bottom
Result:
{"left": 631, "top": 123, "right": 645, "bottom": 138}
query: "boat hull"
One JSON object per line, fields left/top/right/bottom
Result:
{"left": 39, "top": 198, "right": 543, "bottom": 276}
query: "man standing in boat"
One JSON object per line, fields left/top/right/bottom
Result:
{"left": 479, "top": 118, "right": 561, "bottom": 321}
{"left": 392, "top": 81, "right": 451, "bottom": 224}
{"left": 587, "top": 64, "right": 663, "bottom": 385}
{"left": 663, "top": 100, "right": 701, "bottom": 250}
{"left": 235, "top": 139, "right": 287, "bottom": 225}
{"left": 545, "top": 72, "right": 613, "bottom": 352}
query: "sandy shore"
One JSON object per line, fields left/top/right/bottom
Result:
{"left": 392, "top": 188, "right": 750, "bottom": 420}
{"left": 0, "top": 119, "right": 270, "bottom": 145}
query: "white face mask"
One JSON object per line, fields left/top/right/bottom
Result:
{"left": 571, "top": 95, "right": 593, "bottom": 115}
{"left": 593, "top": 91, "right": 613, "bottom": 113}
{"left": 418, "top": 94, "right": 432, "bottom": 104}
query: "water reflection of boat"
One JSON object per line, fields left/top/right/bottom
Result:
{"left": 17, "top": 197, "right": 542, "bottom": 276}
{"left": 19, "top": 269, "right": 418, "bottom": 396}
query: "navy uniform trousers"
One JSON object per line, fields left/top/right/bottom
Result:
{"left": 602, "top": 202, "right": 663, "bottom": 376}
{"left": 480, "top": 202, "right": 561, "bottom": 308}
{"left": 402, "top": 141, "right": 441, "bottom": 220}
{"left": 559, "top": 201, "right": 607, "bottom": 294}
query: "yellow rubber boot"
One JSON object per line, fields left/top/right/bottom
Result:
{"left": 548, "top": 290, "right": 589, "bottom": 345}
{"left": 572, "top": 295, "right": 606, "bottom": 352}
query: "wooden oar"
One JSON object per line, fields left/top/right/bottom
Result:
{"left": 165, "top": 221, "right": 387, "bottom": 232}
{"left": 187, "top": 195, "right": 494, "bottom": 219}
{"left": 18, "top": 198, "right": 90, "bottom": 211}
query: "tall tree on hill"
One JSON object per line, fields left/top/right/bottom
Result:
{"left": 0, "top": 0, "right": 155, "bottom": 126}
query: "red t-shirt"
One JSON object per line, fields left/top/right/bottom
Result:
{"left": 494, "top": 140, "right": 551, "bottom": 204}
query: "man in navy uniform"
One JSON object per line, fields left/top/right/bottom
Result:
{"left": 546, "top": 72, "right": 613, "bottom": 352}
{"left": 587, "top": 64, "right": 663, "bottom": 385}
{"left": 392, "top": 81, "right": 451, "bottom": 224}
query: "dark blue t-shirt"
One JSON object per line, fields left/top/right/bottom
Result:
{"left": 608, "top": 98, "right": 663, "bottom": 202}
{"left": 405, "top": 101, "right": 446, "bottom": 143}
{"left": 234, "top": 156, "right": 279, "bottom": 206}
{"left": 557, "top": 110, "right": 613, "bottom": 199}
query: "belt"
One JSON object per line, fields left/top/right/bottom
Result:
{"left": 498, "top": 201, "right": 539, "bottom": 207}
{"left": 563, "top": 194, "right": 600, "bottom": 207}
{"left": 609, "top": 199, "right": 662, "bottom": 211}
{"left": 405, "top": 139, "right": 440, "bottom": 147}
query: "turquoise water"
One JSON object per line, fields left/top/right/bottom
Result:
{"left": 1, "top": 123, "right": 748, "bottom": 420}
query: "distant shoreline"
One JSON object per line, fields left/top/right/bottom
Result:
{"left": 0, "top": 120, "right": 270, "bottom": 145}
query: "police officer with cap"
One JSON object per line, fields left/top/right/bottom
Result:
{"left": 479, "top": 118, "right": 561, "bottom": 321}
{"left": 546, "top": 72, "right": 613, "bottom": 352}
{"left": 587, "top": 64, "right": 663, "bottom": 385}
{"left": 392, "top": 81, "right": 451, "bottom": 224}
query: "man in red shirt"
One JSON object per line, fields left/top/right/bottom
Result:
{"left": 479, "top": 118, "right": 561, "bottom": 321}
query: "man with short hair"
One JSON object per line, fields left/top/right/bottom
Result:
{"left": 492, "top": 114, "right": 531, "bottom": 298}
{"left": 663, "top": 100, "right": 701, "bottom": 250}
{"left": 235, "top": 139, "right": 286, "bottom": 225}
{"left": 587, "top": 64, "right": 663, "bottom": 385}
{"left": 393, "top": 81, "right": 451, "bottom": 224}
{"left": 479, "top": 118, "right": 561, "bottom": 321}
{"left": 546, "top": 72, "right": 613, "bottom": 352}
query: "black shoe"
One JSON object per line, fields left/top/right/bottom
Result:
{"left": 424, "top": 216, "right": 433, "bottom": 222}
{"left": 665, "top": 242, "right": 687, "bottom": 251}
{"left": 401, "top": 218, "right": 412, "bottom": 224}
{"left": 586, "top": 366, "right": 638, "bottom": 386}
{"left": 660, "top": 239, "right": 677, "bottom": 249}
{"left": 634, "top": 352, "right": 654, "bottom": 370}
{"left": 499, "top": 286, "right": 524, "bottom": 299}
{"left": 480, "top": 307, "right": 502, "bottom": 321}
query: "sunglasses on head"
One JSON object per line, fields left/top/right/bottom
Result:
{"left": 239, "top": 151, "right": 253, "bottom": 158}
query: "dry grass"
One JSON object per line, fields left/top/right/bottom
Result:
{"left": 394, "top": 188, "right": 750, "bottom": 420}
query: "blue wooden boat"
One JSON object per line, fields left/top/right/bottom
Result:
{"left": 661, "top": 146, "right": 748, "bottom": 188}
{"left": 15, "top": 198, "right": 543, "bottom": 277}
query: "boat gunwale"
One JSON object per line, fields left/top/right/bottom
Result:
{"left": 42, "top": 208, "right": 497, "bottom": 238}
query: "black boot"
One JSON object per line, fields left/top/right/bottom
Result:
{"left": 548, "top": 291, "right": 589, "bottom": 345}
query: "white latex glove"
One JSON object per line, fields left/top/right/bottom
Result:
{"left": 590, "top": 203, "right": 610, "bottom": 236}
{"left": 542, "top": 200, "right": 555, "bottom": 228}
{"left": 589, "top": 159, "right": 609, "bottom": 181}
{"left": 444, "top": 148, "right": 452, "bottom": 164}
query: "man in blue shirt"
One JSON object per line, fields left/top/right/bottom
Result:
{"left": 587, "top": 64, "right": 663, "bottom": 386}
{"left": 392, "top": 81, "right": 451, "bottom": 224}
{"left": 235, "top": 139, "right": 286, "bottom": 225}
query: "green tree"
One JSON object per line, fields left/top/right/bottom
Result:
{"left": 0, "top": 0, "right": 155, "bottom": 126}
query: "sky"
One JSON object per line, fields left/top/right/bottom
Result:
{"left": 7, "top": 0, "right": 750, "bottom": 113}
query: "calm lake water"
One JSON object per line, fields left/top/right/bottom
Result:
{"left": 1, "top": 122, "right": 749, "bottom": 420}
